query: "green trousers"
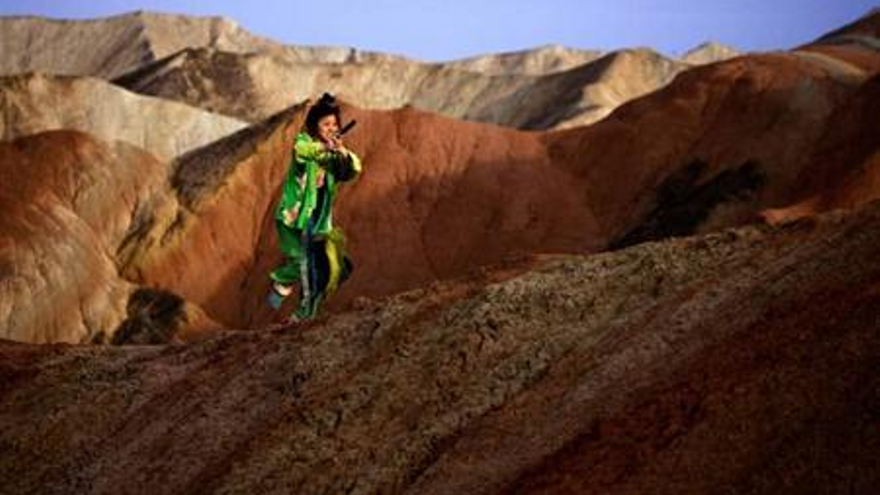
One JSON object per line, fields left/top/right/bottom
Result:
{"left": 270, "top": 219, "right": 352, "bottom": 319}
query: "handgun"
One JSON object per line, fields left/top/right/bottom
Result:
{"left": 337, "top": 120, "right": 357, "bottom": 137}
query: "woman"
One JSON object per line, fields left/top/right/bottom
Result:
{"left": 268, "top": 93, "right": 362, "bottom": 321}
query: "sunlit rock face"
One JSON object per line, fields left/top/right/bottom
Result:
{"left": 0, "top": 131, "right": 165, "bottom": 343}
{"left": 1, "top": 12, "right": 701, "bottom": 130}
{"left": 111, "top": 44, "right": 691, "bottom": 130}
{"left": 0, "top": 130, "right": 223, "bottom": 344}
{"left": 0, "top": 72, "right": 247, "bottom": 160}
{"left": 0, "top": 11, "right": 389, "bottom": 79}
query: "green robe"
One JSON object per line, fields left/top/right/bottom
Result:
{"left": 270, "top": 132, "right": 362, "bottom": 313}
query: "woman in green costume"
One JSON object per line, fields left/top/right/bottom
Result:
{"left": 268, "top": 93, "right": 362, "bottom": 321}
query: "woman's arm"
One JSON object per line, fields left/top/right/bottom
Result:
{"left": 327, "top": 149, "right": 362, "bottom": 182}
{"left": 294, "top": 133, "right": 334, "bottom": 163}
{"left": 277, "top": 152, "right": 306, "bottom": 226}
{"left": 295, "top": 131, "right": 362, "bottom": 182}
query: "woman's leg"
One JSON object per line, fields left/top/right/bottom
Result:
{"left": 268, "top": 221, "right": 305, "bottom": 309}
{"left": 293, "top": 238, "right": 331, "bottom": 320}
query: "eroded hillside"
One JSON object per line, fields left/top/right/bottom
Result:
{"left": 1, "top": 202, "right": 877, "bottom": 494}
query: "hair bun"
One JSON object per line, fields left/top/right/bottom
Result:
{"left": 318, "top": 92, "right": 337, "bottom": 106}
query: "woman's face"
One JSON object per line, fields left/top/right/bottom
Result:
{"left": 317, "top": 114, "right": 340, "bottom": 144}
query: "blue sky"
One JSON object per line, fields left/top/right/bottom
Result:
{"left": 0, "top": 1, "right": 876, "bottom": 60}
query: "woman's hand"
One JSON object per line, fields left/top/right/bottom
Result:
{"left": 282, "top": 206, "right": 299, "bottom": 226}
{"left": 325, "top": 134, "right": 345, "bottom": 152}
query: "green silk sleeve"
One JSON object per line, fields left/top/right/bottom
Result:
{"left": 277, "top": 153, "right": 304, "bottom": 225}
{"left": 295, "top": 133, "right": 333, "bottom": 164}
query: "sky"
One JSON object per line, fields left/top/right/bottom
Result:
{"left": 0, "top": 1, "right": 876, "bottom": 61}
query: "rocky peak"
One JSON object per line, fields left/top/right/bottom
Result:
{"left": 445, "top": 43, "right": 605, "bottom": 75}
{"left": 681, "top": 41, "right": 741, "bottom": 65}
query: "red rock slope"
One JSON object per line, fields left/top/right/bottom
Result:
{"left": 119, "top": 44, "right": 879, "bottom": 331}
{"left": 0, "top": 131, "right": 163, "bottom": 342}
{"left": 0, "top": 131, "right": 219, "bottom": 343}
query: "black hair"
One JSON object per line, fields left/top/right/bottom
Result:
{"left": 305, "top": 93, "right": 341, "bottom": 137}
